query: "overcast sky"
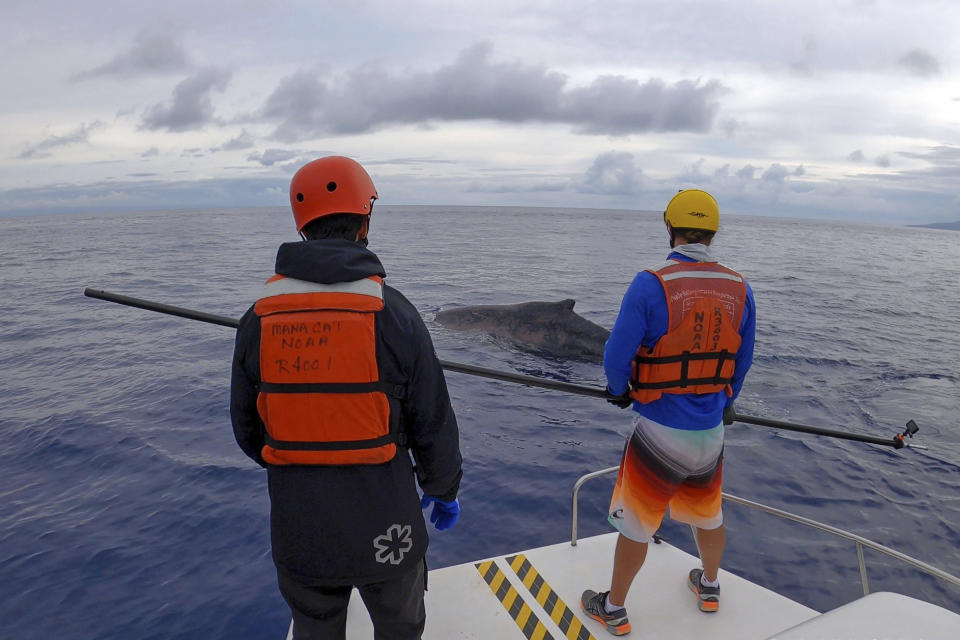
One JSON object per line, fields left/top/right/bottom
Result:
{"left": 2, "top": 0, "right": 958, "bottom": 223}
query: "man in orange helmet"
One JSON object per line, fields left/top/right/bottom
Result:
{"left": 230, "top": 156, "right": 463, "bottom": 639}
{"left": 581, "top": 190, "right": 756, "bottom": 635}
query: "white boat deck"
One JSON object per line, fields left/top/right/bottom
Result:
{"left": 321, "top": 532, "right": 821, "bottom": 639}
{"left": 281, "top": 530, "right": 960, "bottom": 639}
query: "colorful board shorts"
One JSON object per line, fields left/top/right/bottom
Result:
{"left": 608, "top": 414, "right": 724, "bottom": 542}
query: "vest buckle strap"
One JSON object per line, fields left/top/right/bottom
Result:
{"left": 634, "top": 351, "right": 737, "bottom": 365}
{"left": 264, "top": 432, "right": 407, "bottom": 452}
{"left": 630, "top": 376, "right": 734, "bottom": 391}
{"left": 259, "top": 381, "right": 405, "bottom": 398}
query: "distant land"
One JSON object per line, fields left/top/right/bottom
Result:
{"left": 908, "top": 221, "right": 960, "bottom": 231}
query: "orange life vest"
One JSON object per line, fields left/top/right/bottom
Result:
{"left": 629, "top": 260, "right": 747, "bottom": 404}
{"left": 253, "top": 274, "right": 405, "bottom": 465}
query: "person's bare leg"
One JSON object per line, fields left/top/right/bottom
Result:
{"left": 608, "top": 533, "right": 648, "bottom": 606}
{"left": 694, "top": 525, "right": 725, "bottom": 582}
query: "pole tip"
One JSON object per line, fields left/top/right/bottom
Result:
{"left": 904, "top": 420, "right": 920, "bottom": 437}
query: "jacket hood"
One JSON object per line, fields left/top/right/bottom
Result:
{"left": 670, "top": 243, "right": 715, "bottom": 262}
{"left": 275, "top": 239, "right": 386, "bottom": 284}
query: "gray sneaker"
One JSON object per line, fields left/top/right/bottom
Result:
{"left": 688, "top": 568, "right": 720, "bottom": 612}
{"left": 580, "top": 589, "right": 631, "bottom": 635}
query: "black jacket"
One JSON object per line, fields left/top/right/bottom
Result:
{"left": 230, "top": 239, "right": 462, "bottom": 585}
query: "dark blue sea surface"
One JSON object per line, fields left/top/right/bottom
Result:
{"left": 2, "top": 206, "right": 958, "bottom": 639}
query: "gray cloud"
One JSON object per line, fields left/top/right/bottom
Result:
{"left": 762, "top": 163, "right": 790, "bottom": 182}
{"left": 247, "top": 149, "right": 299, "bottom": 166}
{"left": 898, "top": 145, "right": 960, "bottom": 167}
{"left": 722, "top": 145, "right": 958, "bottom": 221}
{"left": 562, "top": 77, "right": 724, "bottom": 135}
{"left": 74, "top": 25, "right": 191, "bottom": 80}
{"left": 676, "top": 158, "right": 710, "bottom": 184}
{"left": 258, "top": 43, "right": 725, "bottom": 139}
{"left": 760, "top": 162, "right": 790, "bottom": 182}
{"left": 18, "top": 121, "right": 104, "bottom": 159}
{"left": 575, "top": 151, "right": 645, "bottom": 195}
{"left": 259, "top": 70, "right": 328, "bottom": 139}
{"left": 875, "top": 155, "right": 891, "bottom": 167}
{"left": 898, "top": 49, "right": 940, "bottom": 77}
{"left": 141, "top": 68, "right": 231, "bottom": 131}
{"left": 756, "top": 163, "right": 807, "bottom": 183}
{"left": 848, "top": 149, "right": 865, "bottom": 162}
{"left": 216, "top": 130, "right": 255, "bottom": 152}
{"left": 719, "top": 118, "right": 740, "bottom": 138}
{"left": 857, "top": 151, "right": 959, "bottom": 189}
{"left": 364, "top": 157, "right": 458, "bottom": 166}
{"left": 448, "top": 149, "right": 960, "bottom": 223}
{"left": 141, "top": 147, "right": 159, "bottom": 158}
{"left": 789, "top": 34, "right": 819, "bottom": 76}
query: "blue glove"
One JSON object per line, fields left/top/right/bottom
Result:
{"left": 420, "top": 494, "right": 460, "bottom": 531}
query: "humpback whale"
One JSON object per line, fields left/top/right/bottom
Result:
{"left": 435, "top": 299, "right": 610, "bottom": 361}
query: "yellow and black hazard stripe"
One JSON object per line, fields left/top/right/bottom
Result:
{"left": 475, "top": 560, "right": 554, "bottom": 640}
{"left": 506, "top": 554, "right": 596, "bottom": 640}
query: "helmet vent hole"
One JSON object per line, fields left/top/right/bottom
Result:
{"left": 296, "top": 193, "right": 304, "bottom": 202}
{"left": 326, "top": 181, "right": 337, "bottom": 192}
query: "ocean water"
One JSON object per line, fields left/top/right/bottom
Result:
{"left": 1, "top": 206, "right": 958, "bottom": 639}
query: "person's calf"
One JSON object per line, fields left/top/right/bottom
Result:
{"left": 694, "top": 525, "right": 725, "bottom": 582}
{"left": 610, "top": 534, "right": 649, "bottom": 604}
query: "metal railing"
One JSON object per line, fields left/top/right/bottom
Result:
{"left": 571, "top": 466, "right": 960, "bottom": 597}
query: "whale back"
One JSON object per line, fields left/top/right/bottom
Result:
{"left": 435, "top": 299, "right": 610, "bottom": 361}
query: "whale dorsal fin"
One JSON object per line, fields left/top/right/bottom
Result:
{"left": 559, "top": 299, "right": 575, "bottom": 310}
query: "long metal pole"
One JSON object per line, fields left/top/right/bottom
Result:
{"left": 85, "top": 288, "right": 238, "bottom": 328}
{"left": 728, "top": 413, "right": 903, "bottom": 448}
{"left": 436, "top": 359, "right": 609, "bottom": 399}
{"left": 83, "top": 287, "right": 917, "bottom": 449}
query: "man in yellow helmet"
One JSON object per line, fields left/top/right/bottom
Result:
{"left": 230, "top": 156, "right": 463, "bottom": 639}
{"left": 581, "top": 190, "right": 756, "bottom": 635}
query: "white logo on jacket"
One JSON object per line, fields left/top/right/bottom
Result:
{"left": 373, "top": 524, "right": 413, "bottom": 565}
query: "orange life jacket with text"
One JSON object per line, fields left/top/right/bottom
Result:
{"left": 254, "top": 274, "right": 405, "bottom": 465}
{"left": 629, "top": 260, "right": 747, "bottom": 404}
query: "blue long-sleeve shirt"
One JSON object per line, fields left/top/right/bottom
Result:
{"left": 604, "top": 248, "right": 756, "bottom": 430}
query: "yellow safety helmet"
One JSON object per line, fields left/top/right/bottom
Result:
{"left": 663, "top": 189, "right": 719, "bottom": 232}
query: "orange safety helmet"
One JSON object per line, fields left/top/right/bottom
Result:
{"left": 289, "top": 156, "right": 378, "bottom": 232}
